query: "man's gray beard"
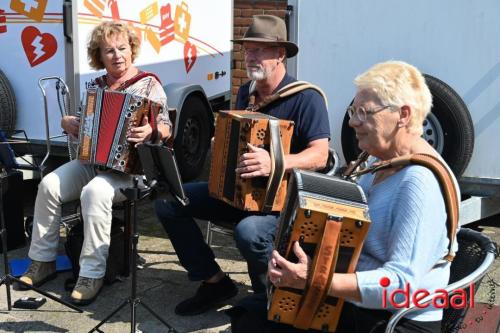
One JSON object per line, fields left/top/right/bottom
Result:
{"left": 247, "top": 68, "right": 267, "bottom": 81}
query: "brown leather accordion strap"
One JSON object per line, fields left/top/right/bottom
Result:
{"left": 343, "top": 151, "right": 369, "bottom": 179}
{"left": 263, "top": 119, "right": 286, "bottom": 213}
{"left": 293, "top": 217, "right": 342, "bottom": 330}
{"left": 354, "top": 153, "right": 459, "bottom": 262}
{"left": 248, "top": 80, "right": 328, "bottom": 112}
{"left": 148, "top": 100, "right": 159, "bottom": 142}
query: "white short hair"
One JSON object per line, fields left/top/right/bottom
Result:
{"left": 354, "top": 61, "right": 432, "bottom": 135}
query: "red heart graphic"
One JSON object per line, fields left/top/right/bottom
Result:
{"left": 183, "top": 41, "right": 197, "bottom": 73}
{"left": 21, "top": 26, "right": 57, "bottom": 67}
{"left": 0, "top": 9, "right": 7, "bottom": 34}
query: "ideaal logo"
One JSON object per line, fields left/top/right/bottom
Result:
{"left": 379, "top": 277, "right": 474, "bottom": 309}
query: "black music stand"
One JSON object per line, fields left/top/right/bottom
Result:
{"left": 0, "top": 142, "right": 82, "bottom": 313}
{"left": 89, "top": 143, "right": 187, "bottom": 333}
{"left": 138, "top": 143, "right": 189, "bottom": 206}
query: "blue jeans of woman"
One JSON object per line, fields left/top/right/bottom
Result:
{"left": 154, "top": 182, "right": 278, "bottom": 293}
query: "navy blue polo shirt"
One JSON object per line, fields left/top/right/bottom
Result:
{"left": 235, "top": 74, "right": 330, "bottom": 154}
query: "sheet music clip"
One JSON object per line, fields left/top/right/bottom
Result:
{"left": 137, "top": 143, "right": 189, "bottom": 206}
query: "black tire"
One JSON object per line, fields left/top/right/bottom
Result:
{"left": 341, "top": 74, "right": 474, "bottom": 177}
{"left": 0, "top": 69, "right": 16, "bottom": 136}
{"left": 174, "top": 95, "right": 211, "bottom": 181}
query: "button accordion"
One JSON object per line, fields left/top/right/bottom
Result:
{"left": 267, "top": 169, "right": 371, "bottom": 332}
{"left": 77, "top": 88, "right": 162, "bottom": 174}
{"left": 208, "top": 110, "right": 294, "bottom": 212}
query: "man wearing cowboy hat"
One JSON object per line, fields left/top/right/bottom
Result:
{"left": 155, "top": 15, "right": 330, "bottom": 316}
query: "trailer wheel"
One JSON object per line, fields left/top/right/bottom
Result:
{"left": 0, "top": 69, "right": 16, "bottom": 136}
{"left": 341, "top": 74, "right": 474, "bottom": 177}
{"left": 174, "top": 95, "right": 211, "bottom": 181}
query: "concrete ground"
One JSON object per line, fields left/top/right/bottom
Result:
{"left": 0, "top": 157, "right": 499, "bottom": 332}
{"left": 0, "top": 195, "right": 252, "bottom": 333}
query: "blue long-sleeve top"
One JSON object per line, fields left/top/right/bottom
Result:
{"left": 353, "top": 164, "right": 457, "bottom": 321}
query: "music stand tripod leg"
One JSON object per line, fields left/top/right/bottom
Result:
{"left": 88, "top": 178, "right": 177, "bottom": 333}
{"left": 0, "top": 175, "right": 83, "bottom": 313}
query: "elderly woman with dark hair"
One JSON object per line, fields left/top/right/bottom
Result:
{"left": 19, "top": 21, "right": 171, "bottom": 305}
{"left": 231, "top": 61, "right": 459, "bottom": 333}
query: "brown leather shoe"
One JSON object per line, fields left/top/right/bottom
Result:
{"left": 70, "top": 276, "right": 103, "bottom": 306}
{"left": 17, "top": 260, "right": 56, "bottom": 290}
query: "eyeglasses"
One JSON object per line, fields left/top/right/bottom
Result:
{"left": 242, "top": 46, "right": 276, "bottom": 56}
{"left": 346, "top": 105, "right": 398, "bottom": 122}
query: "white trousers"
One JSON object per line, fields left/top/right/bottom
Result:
{"left": 28, "top": 159, "right": 135, "bottom": 278}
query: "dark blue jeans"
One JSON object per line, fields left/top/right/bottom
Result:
{"left": 154, "top": 182, "right": 279, "bottom": 293}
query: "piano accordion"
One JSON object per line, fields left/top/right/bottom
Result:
{"left": 268, "top": 169, "right": 371, "bottom": 332}
{"left": 77, "top": 88, "right": 162, "bottom": 174}
{"left": 208, "top": 111, "right": 294, "bottom": 212}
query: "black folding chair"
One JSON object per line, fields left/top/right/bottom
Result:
{"left": 385, "top": 228, "right": 498, "bottom": 333}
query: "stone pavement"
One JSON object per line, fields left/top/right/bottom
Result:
{"left": 0, "top": 194, "right": 254, "bottom": 333}
{"left": 0, "top": 182, "right": 499, "bottom": 332}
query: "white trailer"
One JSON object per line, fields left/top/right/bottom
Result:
{"left": 0, "top": 0, "right": 232, "bottom": 180}
{"left": 287, "top": 0, "right": 500, "bottom": 224}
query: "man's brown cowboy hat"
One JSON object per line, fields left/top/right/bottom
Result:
{"left": 232, "top": 15, "right": 299, "bottom": 58}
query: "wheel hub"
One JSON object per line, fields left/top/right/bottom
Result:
{"left": 182, "top": 118, "right": 201, "bottom": 160}
{"left": 422, "top": 112, "right": 444, "bottom": 154}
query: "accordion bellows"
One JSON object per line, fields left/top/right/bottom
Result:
{"left": 78, "top": 88, "right": 162, "bottom": 174}
{"left": 208, "top": 110, "right": 294, "bottom": 212}
{"left": 268, "top": 169, "right": 371, "bottom": 332}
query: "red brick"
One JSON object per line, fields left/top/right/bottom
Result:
{"left": 232, "top": 77, "right": 241, "bottom": 86}
{"left": 233, "top": 52, "right": 244, "bottom": 61}
{"left": 263, "top": 10, "right": 286, "bottom": 18}
{"left": 234, "top": 17, "right": 254, "bottom": 26}
{"left": 234, "top": 2, "right": 253, "bottom": 9}
{"left": 252, "top": 9, "right": 264, "bottom": 15}
{"left": 255, "top": 1, "right": 281, "bottom": 10}
{"left": 241, "top": 9, "right": 253, "bottom": 17}
{"left": 233, "top": 9, "right": 241, "bottom": 17}
{"left": 233, "top": 69, "right": 247, "bottom": 78}
{"left": 237, "top": 60, "right": 246, "bottom": 70}
{"left": 276, "top": 2, "right": 288, "bottom": 10}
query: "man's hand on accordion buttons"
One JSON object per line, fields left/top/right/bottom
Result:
{"left": 61, "top": 116, "right": 80, "bottom": 138}
{"left": 236, "top": 143, "right": 271, "bottom": 178}
{"left": 127, "top": 115, "right": 152, "bottom": 146}
{"left": 268, "top": 241, "right": 310, "bottom": 290}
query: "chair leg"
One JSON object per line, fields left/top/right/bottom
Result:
{"left": 206, "top": 221, "right": 213, "bottom": 246}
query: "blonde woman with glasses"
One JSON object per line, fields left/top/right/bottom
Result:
{"left": 232, "top": 61, "right": 459, "bottom": 333}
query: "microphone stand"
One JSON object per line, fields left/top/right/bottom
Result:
{"left": 89, "top": 177, "right": 176, "bottom": 333}
{"left": 90, "top": 143, "right": 189, "bottom": 332}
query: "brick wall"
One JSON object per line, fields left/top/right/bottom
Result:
{"left": 232, "top": 0, "right": 288, "bottom": 106}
